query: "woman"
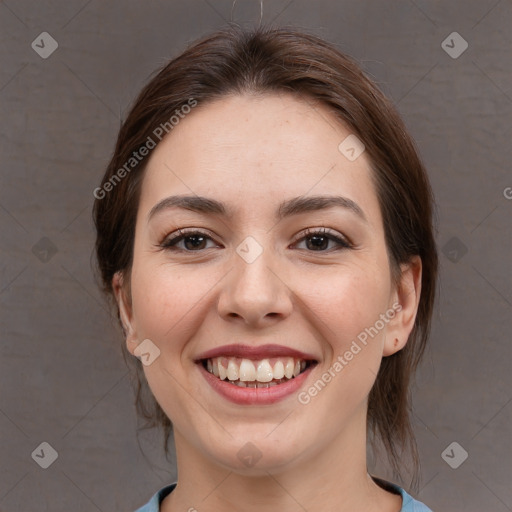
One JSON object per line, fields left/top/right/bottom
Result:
{"left": 94, "top": 25, "right": 437, "bottom": 512}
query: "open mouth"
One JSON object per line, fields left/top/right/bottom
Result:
{"left": 201, "top": 356, "right": 317, "bottom": 389}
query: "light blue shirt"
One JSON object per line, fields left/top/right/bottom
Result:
{"left": 134, "top": 477, "right": 433, "bottom": 511}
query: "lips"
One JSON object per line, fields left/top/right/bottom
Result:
{"left": 195, "top": 343, "right": 318, "bottom": 362}
{"left": 194, "top": 344, "right": 319, "bottom": 405}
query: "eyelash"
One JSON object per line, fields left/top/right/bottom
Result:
{"left": 159, "top": 227, "right": 352, "bottom": 253}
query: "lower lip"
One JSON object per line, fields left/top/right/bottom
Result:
{"left": 197, "top": 362, "right": 315, "bottom": 405}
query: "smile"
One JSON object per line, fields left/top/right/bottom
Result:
{"left": 202, "top": 356, "right": 313, "bottom": 388}
{"left": 195, "top": 345, "right": 318, "bottom": 405}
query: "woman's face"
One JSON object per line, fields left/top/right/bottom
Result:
{"left": 115, "top": 92, "right": 420, "bottom": 473}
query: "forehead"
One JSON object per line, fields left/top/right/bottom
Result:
{"left": 138, "top": 92, "right": 380, "bottom": 225}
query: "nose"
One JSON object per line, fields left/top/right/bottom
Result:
{"left": 217, "top": 241, "right": 293, "bottom": 328}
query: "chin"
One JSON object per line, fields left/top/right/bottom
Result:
{"left": 203, "top": 434, "right": 305, "bottom": 475}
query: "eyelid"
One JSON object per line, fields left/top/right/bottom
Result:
{"left": 292, "top": 227, "right": 353, "bottom": 249}
{"left": 160, "top": 227, "right": 221, "bottom": 247}
{"left": 159, "top": 226, "right": 353, "bottom": 251}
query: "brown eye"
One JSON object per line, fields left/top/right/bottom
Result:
{"left": 293, "top": 228, "right": 351, "bottom": 252}
{"left": 161, "top": 229, "right": 219, "bottom": 252}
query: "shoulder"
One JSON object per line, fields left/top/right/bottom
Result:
{"left": 399, "top": 487, "right": 433, "bottom": 512}
{"left": 133, "top": 483, "right": 177, "bottom": 512}
{"left": 133, "top": 479, "right": 433, "bottom": 512}
{"left": 371, "top": 476, "right": 434, "bottom": 512}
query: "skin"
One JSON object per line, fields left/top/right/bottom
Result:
{"left": 113, "top": 92, "right": 422, "bottom": 512}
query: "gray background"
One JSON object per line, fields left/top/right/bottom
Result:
{"left": 1, "top": 1, "right": 511, "bottom": 511}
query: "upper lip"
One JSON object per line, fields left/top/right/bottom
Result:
{"left": 194, "top": 344, "right": 318, "bottom": 362}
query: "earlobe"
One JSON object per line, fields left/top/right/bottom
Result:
{"left": 383, "top": 256, "right": 422, "bottom": 356}
{"left": 112, "top": 271, "right": 138, "bottom": 352}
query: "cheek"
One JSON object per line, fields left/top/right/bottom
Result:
{"left": 298, "top": 263, "right": 391, "bottom": 403}
{"left": 296, "top": 269, "right": 389, "bottom": 423}
{"left": 128, "top": 263, "right": 210, "bottom": 426}
{"left": 304, "top": 264, "right": 391, "bottom": 347}
{"left": 129, "top": 260, "right": 220, "bottom": 350}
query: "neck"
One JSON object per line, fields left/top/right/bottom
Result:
{"left": 161, "top": 407, "right": 401, "bottom": 512}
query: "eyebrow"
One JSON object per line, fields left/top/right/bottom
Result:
{"left": 147, "top": 194, "right": 367, "bottom": 223}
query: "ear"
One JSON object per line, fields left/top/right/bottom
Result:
{"left": 383, "top": 255, "right": 422, "bottom": 356}
{"left": 112, "top": 271, "right": 139, "bottom": 355}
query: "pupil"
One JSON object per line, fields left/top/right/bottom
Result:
{"left": 307, "top": 235, "right": 327, "bottom": 250}
{"left": 185, "top": 235, "right": 206, "bottom": 250}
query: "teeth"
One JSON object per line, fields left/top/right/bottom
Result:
{"left": 239, "top": 359, "right": 256, "bottom": 381}
{"left": 256, "top": 359, "right": 273, "bottom": 382}
{"left": 273, "top": 360, "right": 285, "bottom": 379}
{"left": 293, "top": 360, "right": 301, "bottom": 377}
{"left": 284, "top": 359, "right": 294, "bottom": 379}
{"left": 218, "top": 359, "right": 227, "bottom": 380}
{"left": 205, "top": 356, "right": 310, "bottom": 384}
{"left": 227, "top": 359, "right": 239, "bottom": 381}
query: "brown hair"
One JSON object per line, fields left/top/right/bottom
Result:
{"left": 93, "top": 25, "right": 438, "bottom": 490}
